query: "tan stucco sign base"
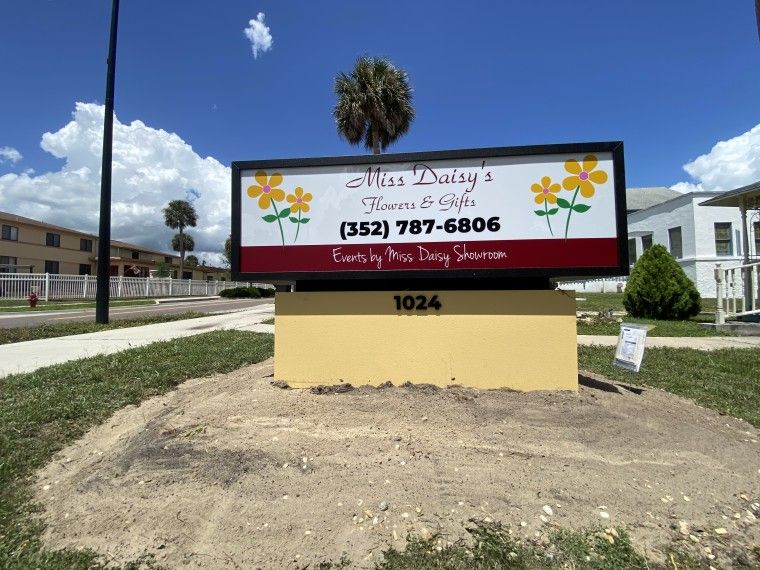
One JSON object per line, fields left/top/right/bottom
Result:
{"left": 274, "top": 290, "right": 578, "bottom": 391}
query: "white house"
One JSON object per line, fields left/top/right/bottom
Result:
{"left": 627, "top": 190, "right": 751, "bottom": 297}
{"left": 561, "top": 187, "right": 759, "bottom": 297}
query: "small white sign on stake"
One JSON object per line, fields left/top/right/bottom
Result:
{"left": 613, "top": 323, "right": 648, "bottom": 372}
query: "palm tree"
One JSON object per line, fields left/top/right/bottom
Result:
{"left": 163, "top": 200, "right": 197, "bottom": 278}
{"left": 333, "top": 56, "right": 414, "bottom": 154}
{"left": 171, "top": 233, "right": 195, "bottom": 277}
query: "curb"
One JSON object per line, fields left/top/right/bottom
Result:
{"left": 154, "top": 296, "right": 221, "bottom": 305}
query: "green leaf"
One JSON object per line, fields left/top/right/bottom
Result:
{"left": 572, "top": 204, "right": 591, "bottom": 213}
{"left": 547, "top": 208, "right": 559, "bottom": 215}
{"left": 289, "top": 217, "right": 299, "bottom": 223}
{"left": 556, "top": 198, "right": 571, "bottom": 209}
{"left": 262, "top": 214, "right": 278, "bottom": 222}
{"left": 278, "top": 208, "right": 291, "bottom": 218}
{"left": 300, "top": 218, "right": 310, "bottom": 224}
{"left": 534, "top": 210, "right": 547, "bottom": 217}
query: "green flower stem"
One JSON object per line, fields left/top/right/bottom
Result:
{"left": 564, "top": 186, "right": 580, "bottom": 239}
{"left": 544, "top": 199, "right": 554, "bottom": 236}
{"left": 271, "top": 201, "right": 285, "bottom": 246}
{"left": 294, "top": 209, "right": 302, "bottom": 243}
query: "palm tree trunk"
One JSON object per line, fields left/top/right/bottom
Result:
{"left": 179, "top": 227, "right": 184, "bottom": 279}
{"left": 372, "top": 126, "right": 380, "bottom": 155}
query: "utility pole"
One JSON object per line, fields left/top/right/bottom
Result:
{"left": 95, "top": 0, "right": 120, "bottom": 324}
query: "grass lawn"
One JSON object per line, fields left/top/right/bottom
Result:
{"left": 575, "top": 292, "right": 717, "bottom": 315}
{"left": 574, "top": 293, "right": 725, "bottom": 337}
{"left": 366, "top": 524, "right": 649, "bottom": 570}
{"left": 0, "top": 298, "right": 154, "bottom": 312}
{"left": 0, "top": 330, "right": 274, "bottom": 568}
{"left": 577, "top": 315, "right": 726, "bottom": 337}
{"left": 579, "top": 345, "right": 760, "bottom": 427}
{"left": 0, "top": 312, "right": 210, "bottom": 345}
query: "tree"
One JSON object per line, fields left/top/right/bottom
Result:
{"left": 155, "top": 260, "right": 171, "bottom": 277}
{"left": 171, "top": 233, "right": 195, "bottom": 276}
{"left": 623, "top": 244, "right": 701, "bottom": 320}
{"left": 163, "top": 200, "right": 198, "bottom": 279}
{"left": 333, "top": 56, "right": 414, "bottom": 155}
{"left": 223, "top": 235, "right": 232, "bottom": 268}
{"left": 185, "top": 255, "right": 199, "bottom": 268}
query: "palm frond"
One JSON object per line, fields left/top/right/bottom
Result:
{"left": 333, "top": 56, "right": 414, "bottom": 153}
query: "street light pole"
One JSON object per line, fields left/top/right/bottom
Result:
{"left": 95, "top": 0, "right": 120, "bottom": 324}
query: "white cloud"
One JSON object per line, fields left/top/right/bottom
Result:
{"left": 0, "top": 102, "right": 230, "bottom": 264}
{"left": 244, "top": 12, "right": 273, "bottom": 59}
{"left": 0, "top": 146, "right": 22, "bottom": 164}
{"left": 671, "top": 123, "right": 760, "bottom": 193}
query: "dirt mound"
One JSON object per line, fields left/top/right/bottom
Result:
{"left": 36, "top": 359, "right": 759, "bottom": 568}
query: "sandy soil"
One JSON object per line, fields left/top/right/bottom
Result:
{"left": 36, "top": 359, "right": 759, "bottom": 568}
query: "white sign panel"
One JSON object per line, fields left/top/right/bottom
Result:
{"left": 232, "top": 143, "right": 627, "bottom": 279}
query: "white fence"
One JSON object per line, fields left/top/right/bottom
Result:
{"left": 555, "top": 277, "right": 629, "bottom": 294}
{"left": 0, "top": 273, "right": 268, "bottom": 301}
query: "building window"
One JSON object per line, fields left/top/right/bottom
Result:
{"left": 131, "top": 251, "right": 140, "bottom": 260}
{"left": 78, "top": 263, "right": 91, "bottom": 275}
{"left": 182, "top": 271, "right": 193, "bottom": 280}
{"left": 0, "top": 256, "right": 18, "bottom": 273}
{"left": 46, "top": 232, "right": 60, "bottom": 247}
{"left": 80, "top": 238, "right": 93, "bottom": 252}
{"left": 714, "top": 223, "right": 733, "bottom": 256}
{"left": 668, "top": 227, "right": 682, "bottom": 259}
{"left": 164, "top": 256, "right": 173, "bottom": 264}
{"left": 641, "top": 234, "right": 653, "bottom": 251}
{"left": 628, "top": 238, "right": 636, "bottom": 266}
{"left": 44, "top": 260, "right": 60, "bottom": 274}
{"left": 753, "top": 221, "right": 760, "bottom": 258}
{"left": 1, "top": 224, "right": 18, "bottom": 241}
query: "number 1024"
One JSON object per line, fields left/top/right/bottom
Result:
{"left": 393, "top": 295, "right": 442, "bottom": 311}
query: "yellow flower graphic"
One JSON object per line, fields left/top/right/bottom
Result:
{"left": 530, "top": 176, "right": 561, "bottom": 205}
{"left": 286, "top": 186, "right": 313, "bottom": 214}
{"left": 247, "top": 170, "right": 285, "bottom": 209}
{"left": 562, "top": 155, "right": 608, "bottom": 198}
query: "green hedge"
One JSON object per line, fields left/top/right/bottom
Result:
{"left": 219, "top": 286, "right": 275, "bottom": 299}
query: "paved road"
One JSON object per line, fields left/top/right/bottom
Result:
{"left": 0, "top": 298, "right": 272, "bottom": 328}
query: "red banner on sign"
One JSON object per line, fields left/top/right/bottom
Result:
{"left": 240, "top": 237, "right": 618, "bottom": 274}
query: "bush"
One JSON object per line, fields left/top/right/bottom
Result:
{"left": 219, "top": 286, "right": 275, "bottom": 299}
{"left": 623, "top": 244, "right": 701, "bottom": 320}
{"left": 219, "top": 287, "right": 261, "bottom": 299}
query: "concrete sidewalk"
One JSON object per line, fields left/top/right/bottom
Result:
{"left": 0, "top": 304, "right": 275, "bottom": 378}
{"left": 578, "top": 334, "right": 760, "bottom": 350}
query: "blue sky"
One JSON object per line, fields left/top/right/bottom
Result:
{"left": 1, "top": 1, "right": 758, "bottom": 261}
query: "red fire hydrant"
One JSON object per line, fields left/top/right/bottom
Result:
{"left": 28, "top": 291, "right": 38, "bottom": 308}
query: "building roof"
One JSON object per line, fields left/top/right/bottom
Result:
{"left": 699, "top": 180, "right": 760, "bottom": 208}
{"left": 625, "top": 187, "right": 681, "bottom": 212}
{"left": 110, "top": 239, "right": 177, "bottom": 259}
{"left": 0, "top": 209, "right": 226, "bottom": 272}
{"left": 0, "top": 209, "right": 98, "bottom": 239}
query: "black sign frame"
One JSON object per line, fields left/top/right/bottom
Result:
{"left": 231, "top": 141, "right": 628, "bottom": 283}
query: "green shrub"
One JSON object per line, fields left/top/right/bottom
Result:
{"left": 219, "top": 286, "right": 275, "bottom": 298}
{"left": 623, "top": 244, "right": 701, "bottom": 320}
{"left": 258, "top": 287, "right": 276, "bottom": 297}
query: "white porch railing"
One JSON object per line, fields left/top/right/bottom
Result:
{"left": 0, "top": 273, "right": 270, "bottom": 302}
{"left": 714, "top": 261, "right": 760, "bottom": 323}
